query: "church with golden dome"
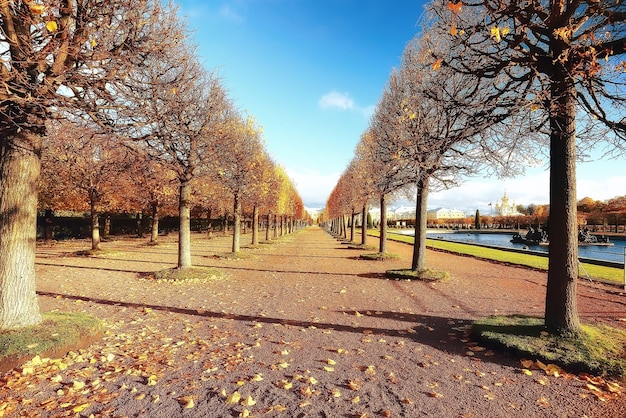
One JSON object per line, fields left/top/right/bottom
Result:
{"left": 494, "top": 191, "right": 522, "bottom": 217}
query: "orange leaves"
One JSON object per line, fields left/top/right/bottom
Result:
{"left": 30, "top": 3, "right": 45, "bottom": 15}
{"left": 448, "top": 1, "right": 462, "bottom": 14}
{"left": 432, "top": 58, "right": 443, "bottom": 71}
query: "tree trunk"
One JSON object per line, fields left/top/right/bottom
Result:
{"left": 0, "top": 131, "right": 43, "bottom": 329}
{"left": 223, "top": 212, "right": 229, "bottom": 236}
{"left": 350, "top": 211, "right": 356, "bottom": 242}
{"left": 544, "top": 77, "right": 580, "bottom": 334}
{"left": 136, "top": 212, "right": 143, "bottom": 238}
{"left": 178, "top": 179, "right": 192, "bottom": 269}
{"left": 232, "top": 193, "right": 241, "bottom": 253}
{"left": 206, "top": 207, "right": 212, "bottom": 236}
{"left": 103, "top": 213, "right": 111, "bottom": 239}
{"left": 90, "top": 189, "right": 101, "bottom": 251}
{"left": 361, "top": 204, "right": 368, "bottom": 245}
{"left": 412, "top": 178, "right": 429, "bottom": 271}
{"left": 252, "top": 204, "right": 259, "bottom": 245}
{"left": 44, "top": 209, "right": 54, "bottom": 242}
{"left": 379, "top": 194, "right": 387, "bottom": 254}
{"left": 150, "top": 201, "right": 159, "bottom": 244}
{"left": 266, "top": 211, "right": 271, "bottom": 241}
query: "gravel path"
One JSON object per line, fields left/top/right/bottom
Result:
{"left": 1, "top": 225, "right": 625, "bottom": 417}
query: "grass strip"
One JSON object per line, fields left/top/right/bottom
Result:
{"left": 0, "top": 312, "right": 102, "bottom": 359}
{"left": 473, "top": 315, "right": 626, "bottom": 378}
{"left": 365, "top": 229, "right": 624, "bottom": 284}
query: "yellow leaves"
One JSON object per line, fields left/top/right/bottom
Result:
{"left": 554, "top": 26, "right": 572, "bottom": 41}
{"left": 226, "top": 391, "right": 241, "bottom": 404}
{"left": 364, "top": 365, "right": 376, "bottom": 375}
{"left": 490, "top": 27, "right": 507, "bottom": 43}
{"left": 251, "top": 373, "right": 264, "bottom": 382}
{"left": 72, "top": 403, "right": 90, "bottom": 413}
{"left": 178, "top": 395, "right": 195, "bottom": 408}
{"left": 241, "top": 395, "right": 256, "bottom": 406}
{"left": 330, "top": 388, "right": 341, "bottom": 398}
{"left": 46, "top": 21, "right": 58, "bottom": 32}
{"left": 147, "top": 374, "right": 158, "bottom": 386}
{"left": 429, "top": 391, "right": 444, "bottom": 398}
{"left": 72, "top": 380, "right": 86, "bottom": 391}
{"left": 90, "top": 39, "right": 97, "bottom": 48}
{"left": 276, "top": 379, "right": 293, "bottom": 390}
{"left": 326, "top": 358, "right": 336, "bottom": 365}
{"left": 348, "top": 378, "right": 362, "bottom": 391}
{"left": 536, "top": 396, "right": 550, "bottom": 407}
{"left": 323, "top": 366, "right": 335, "bottom": 372}
{"left": 521, "top": 369, "right": 533, "bottom": 376}
{"left": 432, "top": 58, "right": 443, "bottom": 71}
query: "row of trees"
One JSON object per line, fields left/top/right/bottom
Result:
{"left": 0, "top": 1, "right": 306, "bottom": 330}
{"left": 325, "top": 1, "right": 625, "bottom": 335}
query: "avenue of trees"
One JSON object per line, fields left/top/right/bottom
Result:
{"left": 0, "top": 1, "right": 306, "bottom": 330}
{"left": 326, "top": 1, "right": 625, "bottom": 335}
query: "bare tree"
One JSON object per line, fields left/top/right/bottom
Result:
{"left": 360, "top": 79, "right": 419, "bottom": 253}
{"left": 113, "top": 19, "right": 232, "bottom": 268}
{"left": 0, "top": 0, "right": 176, "bottom": 329}
{"left": 426, "top": 0, "right": 626, "bottom": 334}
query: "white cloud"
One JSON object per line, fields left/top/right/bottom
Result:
{"left": 218, "top": 4, "right": 244, "bottom": 23}
{"left": 285, "top": 167, "right": 340, "bottom": 207}
{"left": 319, "top": 90, "right": 355, "bottom": 111}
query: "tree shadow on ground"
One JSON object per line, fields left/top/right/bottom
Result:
{"left": 36, "top": 291, "right": 519, "bottom": 369}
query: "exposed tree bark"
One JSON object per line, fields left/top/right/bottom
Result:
{"left": 412, "top": 178, "right": 429, "bottom": 271}
{"left": 379, "top": 194, "right": 388, "bottom": 254}
{"left": 150, "top": 202, "right": 159, "bottom": 244}
{"left": 232, "top": 193, "right": 241, "bottom": 253}
{"left": 136, "top": 213, "right": 144, "bottom": 238}
{"left": 178, "top": 180, "right": 192, "bottom": 269}
{"left": 0, "top": 131, "right": 43, "bottom": 329}
{"left": 89, "top": 188, "right": 101, "bottom": 251}
{"left": 545, "top": 80, "right": 580, "bottom": 334}
{"left": 361, "top": 204, "right": 368, "bottom": 245}
{"left": 252, "top": 204, "right": 259, "bottom": 245}
{"left": 103, "top": 214, "right": 111, "bottom": 239}
{"left": 350, "top": 211, "right": 356, "bottom": 242}
{"left": 206, "top": 207, "right": 212, "bottom": 237}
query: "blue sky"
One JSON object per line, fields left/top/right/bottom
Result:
{"left": 175, "top": 0, "right": 625, "bottom": 212}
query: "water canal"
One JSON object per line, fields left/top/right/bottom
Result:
{"left": 420, "top": 231, "right": 626, "bottom": 265}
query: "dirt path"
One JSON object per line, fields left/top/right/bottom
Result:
{"left": 2, "top": 226, "right": 625, "bottom": 417}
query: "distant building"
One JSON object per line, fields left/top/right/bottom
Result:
{"left": 427, "top": 207, "right": 466, "bottom": 221}
{"left": 390, "top": 205, "right": 416, "bottom": 220}
{"left": 494, "top": 191, "right": 522, "bottom": 217}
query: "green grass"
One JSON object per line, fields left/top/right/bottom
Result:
{"left": 147, "top": 267, "right": 225, "bottom": 283}
{"left": 386, "top": 268, "right": 450, "bottom": 282}
{"left": 0, "top": 312, "right": 103, "bottom": 359}
{"left": 473, "top": 315, "right": 626, "bottom": 378}
{"left": 365, "top": 229, "right": 624, "bottom": 284}
{"left": 359, "top": 252, "right": 401, "bottom": 261}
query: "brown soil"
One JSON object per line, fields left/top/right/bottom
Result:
{"left": 2, "top": 226, "right": 626, "bottom": 417}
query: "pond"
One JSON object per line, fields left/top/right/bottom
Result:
{"left": 423, "top": 231, "right": 626, "bottom": 265}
